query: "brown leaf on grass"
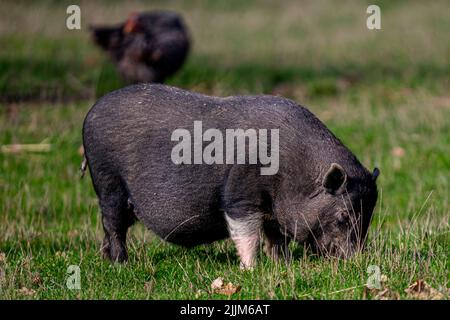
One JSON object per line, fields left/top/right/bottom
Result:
{"left": 405, "top": 279, "right": 445, "bottom": 300}
{"left": 18, "top": 287, "right": 36, "bottom": 297}
{"left": 211, "top": 277, "right": 241, "bottom": 297}
{"left": 374, "top": 288, "right": 400, "bottom": 300}
{"left": 363, "top": 283, "right": 400, "bottom": 300}
{"left": 216, "top": 282, "right": 242, "bottom": 296}
{"left": 31, "top": 273, "right": 42, "bottom": 286}
{"left": 0, "top": 252, "right": 6, "bottom": 263}
{"left": 211, "top": 277, "right": 224, "bottom": 290}
{"left": 363, "top": 287, "right": 396, "bottom": 300}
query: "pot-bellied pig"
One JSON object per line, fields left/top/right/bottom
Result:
{"left": 82, "top": 84, "right": 379, "bottom": 268}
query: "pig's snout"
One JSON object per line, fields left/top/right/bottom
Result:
{"left": 308, "top": 233, "right": 360, "bottom": 259}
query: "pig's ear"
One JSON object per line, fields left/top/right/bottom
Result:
{"left": 372, "top": 167, "right": 380, "bottom": 181}
{"left": 323, "top": 163, "right": 347, "bottom": 194}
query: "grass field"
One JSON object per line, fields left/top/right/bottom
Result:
{"left": 0, "top": 0, "right": 449, "bottom": 299}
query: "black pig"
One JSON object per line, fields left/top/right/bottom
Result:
{"left": 82, "top": 84, "right": 379, "bottom": 268}
{"left": 90, "top": 11, "right": 190, "bottom": 83}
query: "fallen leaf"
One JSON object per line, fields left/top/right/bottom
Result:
{"left": 31, "top": 273, "right": 42, "bottom": 286}
{"left": 18, "top": 287, "right": 36, "bottom": 297}
{"left": 211, "top": 277, "right": 224, "bottom": 290}
{"left": 216, "top": 282, "right": 241, "bottom": 296}
{"left": 405, "top": 279, "right": 445, "bottom": 300}
{"left": 374, "top": 288, "right": 400, "bottom": 300}
{"left": 211, "top": 277, "right": 241, "bottom": 296}
{"left": 363, "top": 285, "right": 400, "bottom": 300}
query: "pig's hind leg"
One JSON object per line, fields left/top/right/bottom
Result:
{"left": 95, "top": 175, "right": 135, "bottom": 263}
{"left": 225, "top": 211, "right": 263, "bottom": 270}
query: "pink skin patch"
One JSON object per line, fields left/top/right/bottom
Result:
{"left": 233, "top": 234, "right": 260, "bottom": 269}
{"left": 224, "top": 212, "right": 263, "bottom": 269}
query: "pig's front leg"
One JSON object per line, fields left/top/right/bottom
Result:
{"left": 225, "top": 211, "right": 263, "bottom": 270}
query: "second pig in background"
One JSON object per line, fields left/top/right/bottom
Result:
{"left": 90, "top": 11, "right": 191, "bottom": 84}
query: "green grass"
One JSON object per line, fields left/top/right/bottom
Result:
{"left": 0, "top": 0, "right": 449, "bottom": 299}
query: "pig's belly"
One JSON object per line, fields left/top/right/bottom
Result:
{"left": 128, "top": 182, "right": 230, "bottom": 247}
{"left": 142, "top": 209, "right": 230, "bottom": 247}
{"left": 157, "top": 221, "right": 229, "bottom": 246}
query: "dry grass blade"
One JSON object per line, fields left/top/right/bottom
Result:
{"left": 1, "top": 143, "right": 51, "bottom": 154}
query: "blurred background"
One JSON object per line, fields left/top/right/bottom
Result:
{"left": 0, "top": 0, "right": 448, "bottom": 299}
{"left": 1, "top": 0, "right": 449, "bottom": 101}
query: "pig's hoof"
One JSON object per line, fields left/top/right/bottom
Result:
{"left": 101, "top": 234, "right": 128, "bottom": 263}
{"left": 239, "top": 262, "right": 255, "bottom": 271}
{"left": 109, "top": 243, "right": 128, "bottom": 263}
{"left": 101, "top": 241, "right": 128, "bottom": 263}
{"left": 112, "top": 253, "right": 128, "bottom": 264}
{"left": 103, "top": 250, "right": 128, "bottom": 264}
{"left": 102, "top": 250, "right": 111, "bottom": 261}
{"left": 101, "top": 239, "right": 112, "bottom": 260}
